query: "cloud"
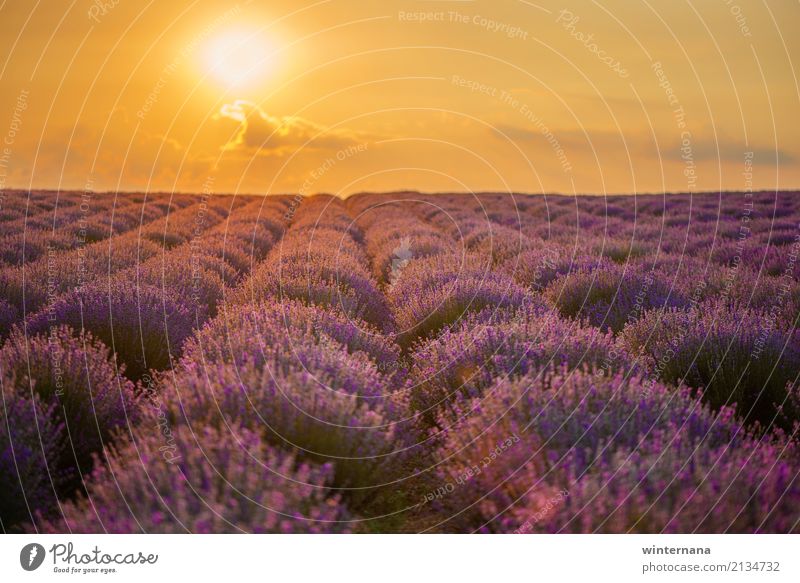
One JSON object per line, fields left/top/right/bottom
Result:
{"left": 215, "top": 100, "right": 364, "bottom": 155}
{"left": 662, "top": 138, "right": 795, "bottom": 165}
{"left": 491, "top": 122, "right": 796, "bottom": 167}
{"left": 491, "top": 123, "right": 631, "bottom": 150}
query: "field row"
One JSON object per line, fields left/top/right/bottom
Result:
{"left": 1, "top": 189, "right": 799, "bottom": 533}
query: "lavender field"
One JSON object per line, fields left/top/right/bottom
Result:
{"left": 1, "top": 189, "right": 799, "bottom": 534}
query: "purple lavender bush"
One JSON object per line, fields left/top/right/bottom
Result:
{"left": 540, "top": 430, "right": 799, "bottom": 533}
{"left": 360, "top": 216, "right": 454, "bottom": 284}
{"left": 193, "top": 232, "right": 253, "bottom": 276}
{"left": 0, "top": 383, "right": 64, "bottom": 531}
{"left": 3, "top": 190, "right": 799, "bottom": 534}
{"left": 0, "top": 326, "right": 137, "bottom": 478}
{"left": 429, "top": 368, "right": 797, "bottom": 533}
{"left": 389, "top": 253, "right": 535, "bottom": 349}
{"left": 409, "top": 308, "right": 624, "bottom": 424}
{"left": 25, "top": 281, "right": 195, "bottom": 380}
{"left": 187, "top": 300, "right": 400, "bottom": 371}
{"left": 235, "top": 252, "right": 390, "bottom": 328}
{"left": 281, "top": 227, "right": 368, "bottom": 265}
{"left": 502, "top": 244, "right": 611, "bottom": 291}
{"left": 164, "top": 333, "right": 406, "bottom": 492}
{"left": 464, "top": 225, "right": 537, "bottom": 265}
{"left": 36, "top": 424, "right": 353, "bottom": 533}
{"left": 0, "top": 299, "right": 18, "bottom": 338}
{"left": 545, "top": 263, "right": 688, "bottom": 333}
{"left": 620, "top": 305, "right": 800, "bottom": 429}
{"left": 134, "top": 254, "right": 226, "bottom": 319}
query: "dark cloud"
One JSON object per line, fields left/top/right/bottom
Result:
{"left": 491, "top": 122, "right": 796, "bottom": 166}
{"left": 216, "top": 100, "right": 363, "bottom": 155}
{"left": 663, "top": 139, "right": 794, "bottom": 165}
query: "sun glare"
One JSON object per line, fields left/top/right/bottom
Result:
{"left": 203, "top": 29, "right": 274, "bottom": 88}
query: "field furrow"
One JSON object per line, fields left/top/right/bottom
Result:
{"left": 1, "top": 189, "right": 799, "bottom": 535}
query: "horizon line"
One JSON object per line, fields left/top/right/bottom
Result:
{"left": 2, "top": 187, "right": 798, "bottom": 199}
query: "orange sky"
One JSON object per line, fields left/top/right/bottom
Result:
{"left": 0, "top": 0, "right": 798, "bottom": 197}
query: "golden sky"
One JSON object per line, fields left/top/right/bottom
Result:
{"left": 0, "top": 0, "right": 798, "bottom": 196}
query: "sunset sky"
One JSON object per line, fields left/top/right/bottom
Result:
{"left": 1, "top": 0, "right": 798, "bottom": 197}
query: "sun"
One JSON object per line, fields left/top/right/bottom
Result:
{"left": 202, "top": 29, "right": 275, "bottom": 88}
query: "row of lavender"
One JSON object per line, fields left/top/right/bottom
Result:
{"left": 357, "top": 192, "right": 799, "bottom": 532}
{"left": 0, "top": 191, "right": 199, "bottom": 267}
{"left": 33, "top": 195, "right": 430, "bottom": 532}
{"left": 1, "top": 191, "right": 291, "bottom": 530}
{"left": 1, "top": 189, "right": 799, "bottom": 532}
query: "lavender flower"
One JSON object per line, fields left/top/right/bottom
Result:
{"left": 186, "top": 299, "right": 400, "bottom": 371}
{"left": 0, "top": 326, "right": 137, "bottom": 477}
{"left": 0, "top": 299, "right": 18, "bottom": 338}
{"left": 25, "top": 281, "right": 196, "bottom": 380}
{"left": 0, "top": 383, "right": 64, "bottom": 531}
{"left": 409, "top": 309, "right": 624, "bottom": 424}
{"left": 36, "top": 424, "right": 353, "bottom": 533}
{"left": 389, "top": 253, "right": 535, "bottom": 348}
{"left": 545, "top": 263, "right": 688, "bottom": 333}
{"left": 620, "top": 305, "right": 800, "bottom": 429}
